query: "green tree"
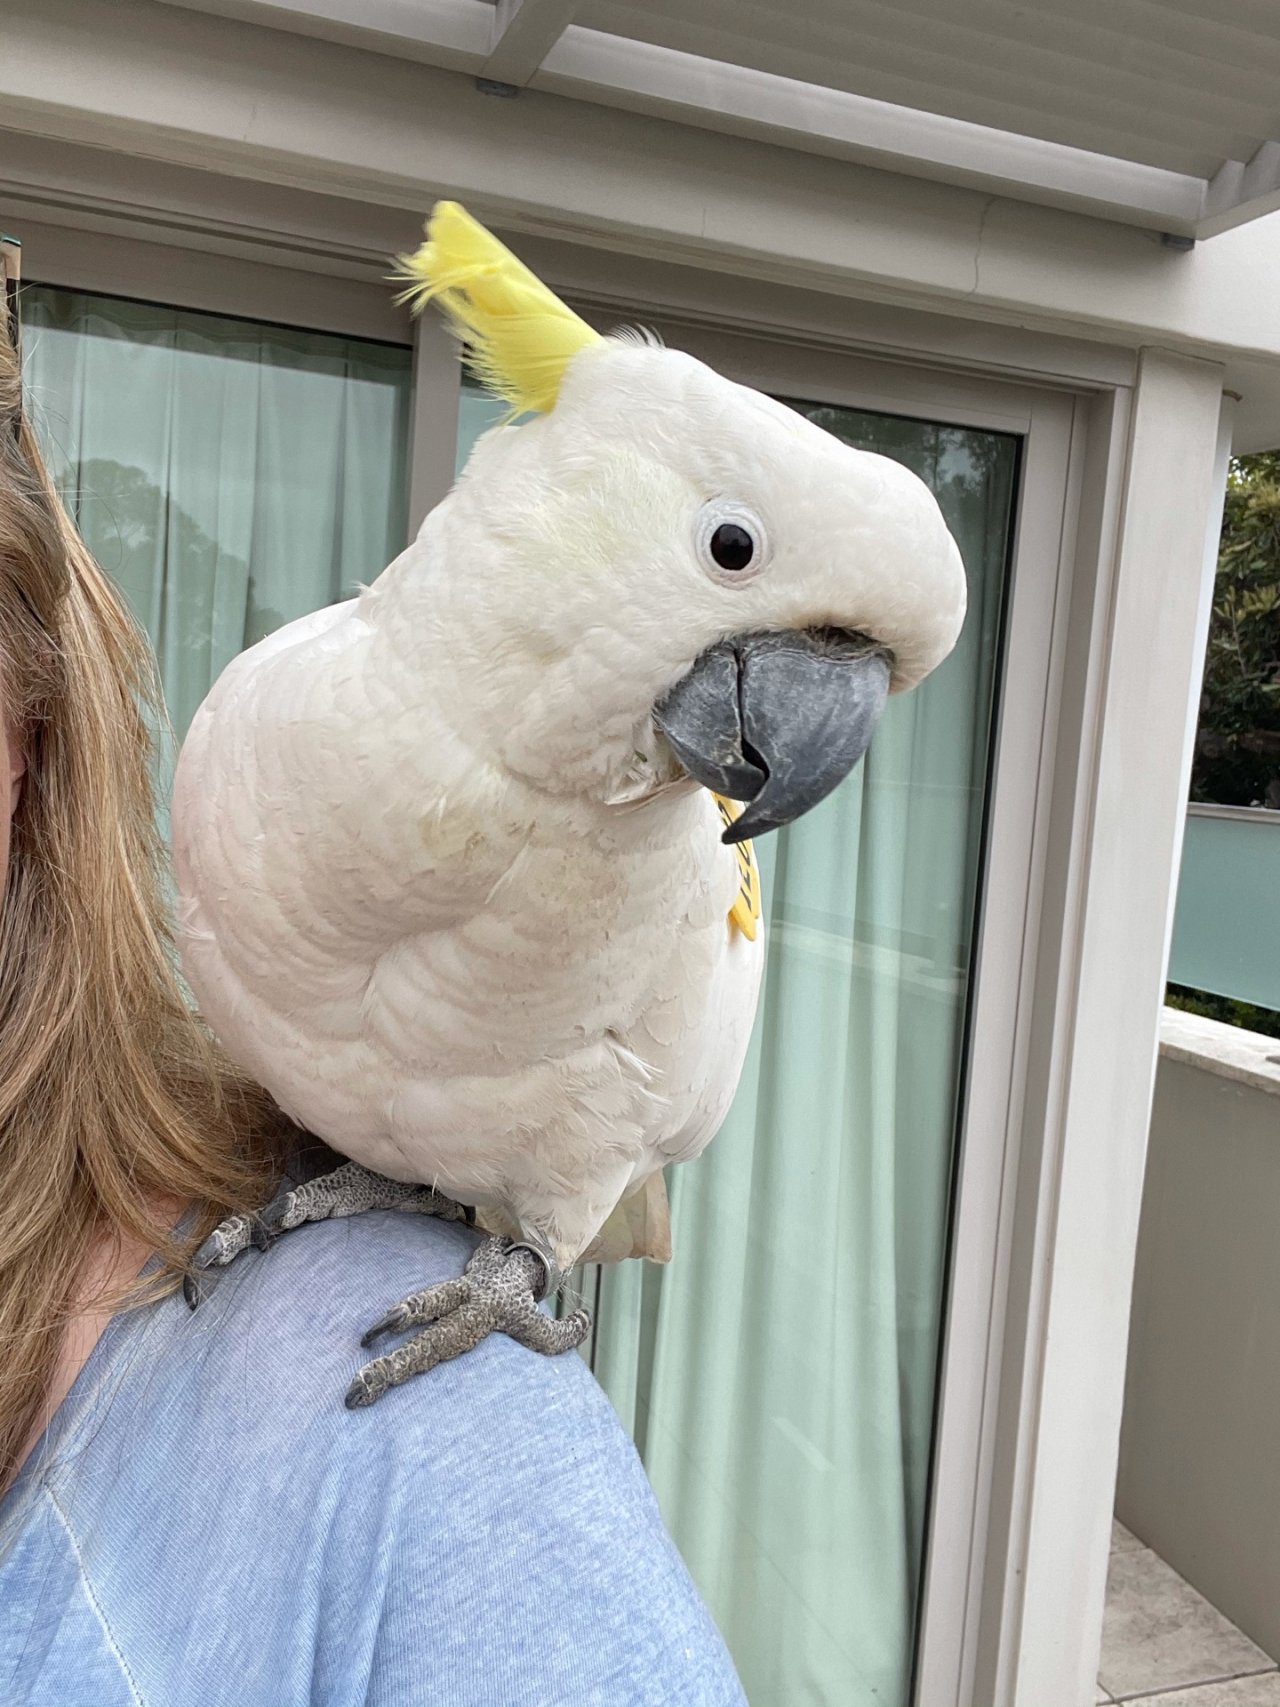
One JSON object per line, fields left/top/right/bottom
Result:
{"left": 1191, "top": 451, "right": 1280, "bottom": 807}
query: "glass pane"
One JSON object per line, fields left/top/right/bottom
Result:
{"left": 22, "top": 287, "right": 411, "bottom": 757}
{"left": 1169, "top": 808, "right": 1280, "bottom": 1011}
{"left": 583, "top": 404, "right": 1017, "bottom": 1707}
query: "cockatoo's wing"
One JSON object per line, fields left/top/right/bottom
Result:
{"left": 172, "top": 584, "right": 523, "bottom": 1128}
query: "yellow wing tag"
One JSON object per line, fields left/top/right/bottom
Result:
{"left": 712, "top": 794, "right": 762, "bottom": 942}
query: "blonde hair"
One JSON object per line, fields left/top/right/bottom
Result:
{"left": 0, "top": 305, "right": 291, "bottom": 1479}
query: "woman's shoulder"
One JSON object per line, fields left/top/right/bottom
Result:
{"left": 25, "top": 1210, "right": 628, "bottom": 1531}
{"left": 9, "top": 1211, "right": 747, "bottom": 1705}
{"left": 177, "top": 1209, "right": 613, "bottom": 1455}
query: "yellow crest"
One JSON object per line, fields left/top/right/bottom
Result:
{"left": 394, "top": 201, "right": 602, "bottom": 416}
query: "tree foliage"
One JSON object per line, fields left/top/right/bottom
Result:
{"left": 1192, "top": 451, "right": 1280, "bottom": 808}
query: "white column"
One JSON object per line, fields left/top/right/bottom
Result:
{"left": 974, "top": 352, "right": 1232, "bottom": 1707}
{"left": 405, "top": 310, "right": 459, "bottom": 545}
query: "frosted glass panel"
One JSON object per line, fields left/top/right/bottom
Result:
{"left": 1169, "top": 807, "right": 1280, "bottom": 1010}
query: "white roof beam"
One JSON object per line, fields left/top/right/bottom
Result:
{"left": 1201, "top": 140, "right": 1280, "bottom": 238}
{"left": 482, "top": 0, "right": 582, "bottom": 88}
{"left": 536, "top": 29, "right": 1207, "bottom": 235}
{"left": 153, "top": 0, "right": 1280, "bottom": 238}
{"left": 157, "top": 0, "right": 489, "bottom": 71}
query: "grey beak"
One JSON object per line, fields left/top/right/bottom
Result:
{"left": 653, "top": 628, "right": 891, "bottom": 843}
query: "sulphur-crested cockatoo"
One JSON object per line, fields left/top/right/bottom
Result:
{"left": 175, "top": 203, "right": 966, "bottom": 1407}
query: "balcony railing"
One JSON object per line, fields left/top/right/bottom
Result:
{"left": 1168, "top": 803, "right": 1280, "bottom": 1011}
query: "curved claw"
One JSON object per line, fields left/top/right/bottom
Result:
{"left": 346, "top": 1364, "right": 403, "bottom": 1410}
{"left": 343, "top": 1236, "right": 590, "bottom": 1406}
{"left": 345, "top": 1308, "right": 488, "bottom": 1409}
{"left": 344, "top": 1371, "right": 382, "bottom": 1410}
{"left": 185, "top": 1209, "right": 273, "bottom": 1309}
{"left": 360, "top": 1277, "right": 472, "bottom": 1347}
{"left": 192, "top": 1215, "right": 254, "bottom": 1272}
{"left": 359, "top": 1304, "right": 415, "bottom": 1349}
{"left": 257, "top": 1191, "right": 300, "bottom": 1238}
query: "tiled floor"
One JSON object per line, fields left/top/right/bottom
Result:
{"left": 1098, "top": 1521, "right": 1280, "bottom": 1704}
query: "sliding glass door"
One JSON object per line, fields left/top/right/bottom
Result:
{"left": 29, "top": 294, "right": 1022, "bottom": 1702}
{"left": 582, "top": 403, "right": 1017, "bottom": 1706}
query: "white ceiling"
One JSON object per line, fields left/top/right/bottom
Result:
{"left": 160, "top": 0, "right": 1280, "bottom": 238}
{"left": 577, "top": 0, "right": 1279, "bottom": 182}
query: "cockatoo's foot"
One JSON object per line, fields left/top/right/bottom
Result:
{"left": 183, "top": 1161, "right": 471, "bottom": 1307}
{"left": 344, "top": 1236, "right": 591, "bottom": 1408}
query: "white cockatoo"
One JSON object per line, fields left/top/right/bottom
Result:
{"left": 174, "top": 203, "right": 966, "bottom": 1406}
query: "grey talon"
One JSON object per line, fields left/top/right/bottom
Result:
{"left": 360, "top": 1306, "right": 412, "bottom": 1348}
{"left": 344, "top": 1374, "right": 380, "bottom": 1410}
{"left": 186, "top": 1163, "right": 474, "bottom": 1297}
{"left": 257, "top": 1194, "right": 295, "bottom": 1236}
{"left": 360, "top": 1277, "right": 473, "bottom": 1348}
{"left": 184, "top": 1166, "right": 587, "bottom": 1403}
{"left": 344, "top": 1235, "right": 591, "bottom": 1405}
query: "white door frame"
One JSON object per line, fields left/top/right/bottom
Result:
{"left": 971, "top": 360, "right": 1230, "bottom": 1707}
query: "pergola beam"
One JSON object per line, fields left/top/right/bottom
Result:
{"left": 482, "top": 0, "right": 581, "bottom": 88}
{"left": 143, "top": 0, "right": 1280, "bottom": 239}
{"left": 1201, "top": 140, "right": 1280, "bottom": 239}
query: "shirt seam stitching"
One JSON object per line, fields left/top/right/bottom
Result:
{"left": 44, "top": 1486, "right": 148, "bottom": 1707}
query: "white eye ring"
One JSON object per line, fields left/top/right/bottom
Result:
{"left": 695, "top": 500, "right": 770, "bottom": 584}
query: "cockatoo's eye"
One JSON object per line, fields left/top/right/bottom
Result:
{"left": 710, "top": 524, "right": 754, "bottom": 572}
{"left": 696, "top": 501, "right": 769, "bottom": 584}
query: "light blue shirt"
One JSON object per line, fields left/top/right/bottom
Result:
{"left": 0, "top": 1213, "right": 745, "bottom": 1707}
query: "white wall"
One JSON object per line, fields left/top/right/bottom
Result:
{"left": 1118, "top": 1010, "right": 1280, "bottom": 1664}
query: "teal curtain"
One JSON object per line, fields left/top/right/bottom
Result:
{"left": 586, "top": 407, "right": 1016, "bottom": 1707}
{"left": 23, "top": 287, "right": 411, "bottom": 760}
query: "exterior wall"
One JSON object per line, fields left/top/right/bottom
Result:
{"left": 1117, "top": 1010, "right": 1280, "bottom": 1663}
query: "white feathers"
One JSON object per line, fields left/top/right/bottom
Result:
{"left": 173, "top": 338, "right": 964, "bottom": 1272}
